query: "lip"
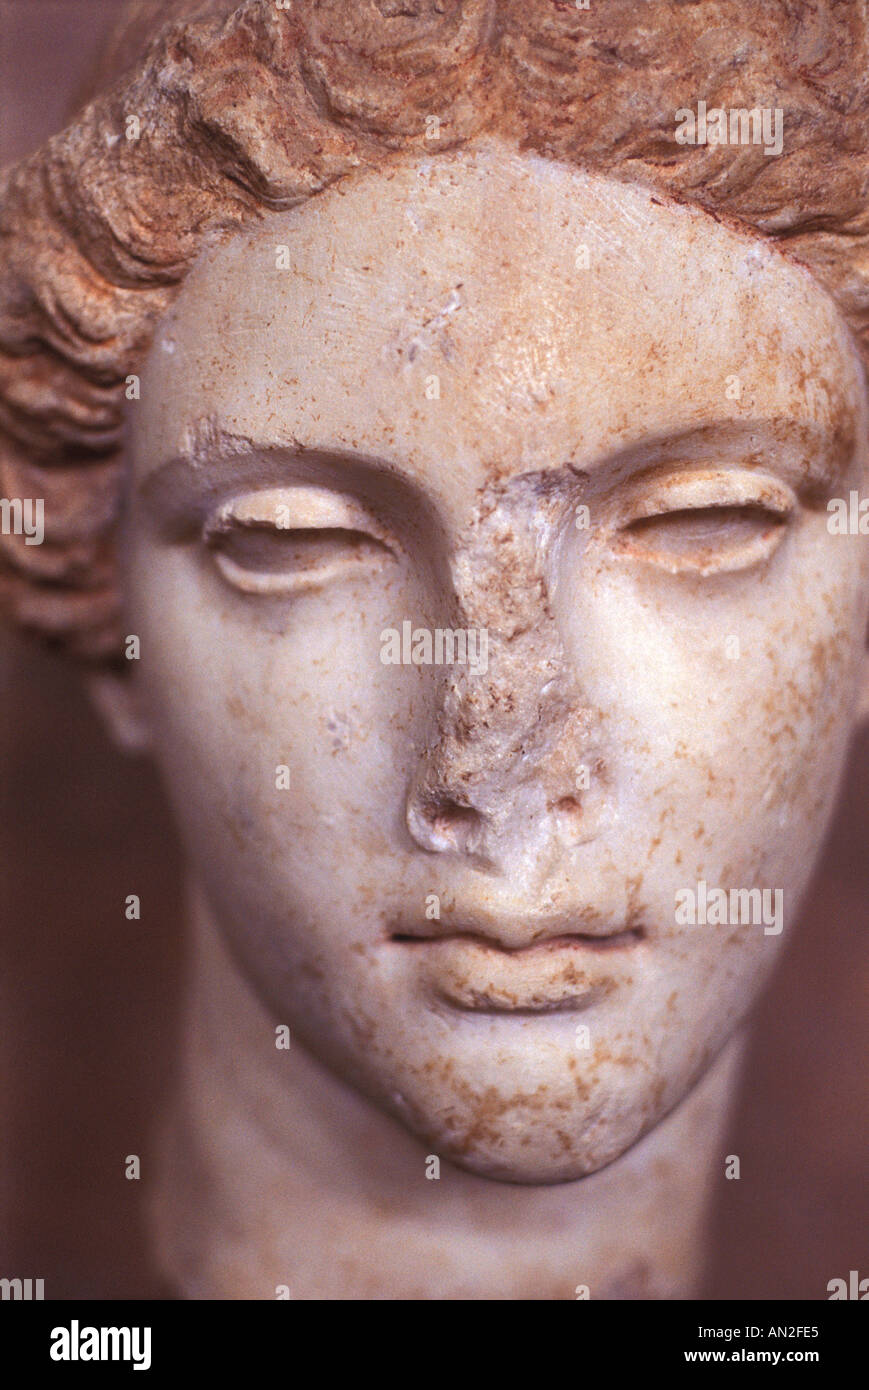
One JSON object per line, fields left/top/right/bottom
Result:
{"left": 389, "top": 924, "right": 644, "bottom": 1014}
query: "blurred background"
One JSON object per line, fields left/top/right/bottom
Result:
{"left": 0, "top": 0, "right": 867, "bottom": 1300}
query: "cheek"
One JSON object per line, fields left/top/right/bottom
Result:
{"left": 125, "top": 537, "right": 437, "bottom": 870}
{"left": 555, "top": 536, "right": 865, "bottom": 938}
{"left": 567, "top": 551, "right": 855, "bottom": 773}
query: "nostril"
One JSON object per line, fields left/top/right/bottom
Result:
{"left": 431, "top": 799, "right": 481, "bottom": 842}
{"left": 550, "top": 793, "right": 601, "bottom": 848}
{"left": 406, "top": 794, "right": 485, "bottom": 854}
{"left": 552, "top": 795, "right": 585, "bottom": 831}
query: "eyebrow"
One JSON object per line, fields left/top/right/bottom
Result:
{"left": 134, "top": 420, "right": 437, "bottom": 543}
{"left": 138, "top": 422, "right": 393, "bottom": 503}
{"left": 584, "top": 417, "right": 855, "bottom": 500}
{"left": 137, "top": 411, "right": 855, "bottom": 527}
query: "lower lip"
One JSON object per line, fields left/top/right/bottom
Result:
{"left": 395, "top": 931, "right": 641, "bottom": 1014}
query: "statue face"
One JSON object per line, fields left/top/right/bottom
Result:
{"left": 124, "top": 142, "right": 869, "bottom": 1182}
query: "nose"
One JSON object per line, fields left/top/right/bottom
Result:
{"left": 404, "top": 633, "right": 602, "bottom": 871}
{"left": 404, "top": 479, "right": 607, "bottom": 873}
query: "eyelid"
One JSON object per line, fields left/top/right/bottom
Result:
{"left": 203, "top": 486, "right": 394, "bottom": 546}
{"left": 607, "top": 468, "right": 796, "bottom": 577}
{"left": 621, "top": 469, "right": 797, "bottom": 523}
{"left": 201, "top": 485, "right": 398, "bottom": 597}
{"left": 620, "top": 467, "right": 795, "bottom": 522}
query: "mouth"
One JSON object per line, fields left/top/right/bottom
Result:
{"left": 388, "top": 924, "right": 645, "bottom": 1014}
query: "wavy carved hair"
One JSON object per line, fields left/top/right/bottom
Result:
{"left": 0, "top": 0, "right": 867, "bottom": 660}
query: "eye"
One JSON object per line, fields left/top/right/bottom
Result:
{"left": 613, "top": 474, "right": 794, "bottom": 576}
{"left": 618, "top": 504, "right": 786, "bottom": 574}
{"left": 203, "top": 488, "right": 395, "bottom": 595}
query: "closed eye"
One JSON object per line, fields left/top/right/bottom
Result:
{"left": 203, "top": 488, "right": 396, "bottom": 595}
{"left": 616, "top": 504, "right": 788, "bottom": 575}
{"left": 612, "top": 471, "right": 794, "bottom": 575}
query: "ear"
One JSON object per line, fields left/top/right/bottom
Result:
{"left": 86, "top": 671, "right": 152, "bottom": 754}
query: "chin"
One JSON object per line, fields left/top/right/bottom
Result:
{"left": 441, "top": 1147, "right": 624, "bottom": 1186}
{"left": 380, "top": 1073, "right": 657, "bottom": 1185}
{"left": 414, "top": 1118, "right": 647, "bottom": 1185}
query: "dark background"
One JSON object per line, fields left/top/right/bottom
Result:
{"left": 1, "top": 0, "right": 867, "bottom": 1300}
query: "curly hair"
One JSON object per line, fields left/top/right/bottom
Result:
{"left": 0, "top": 0, "right": 867, "bottom": 661}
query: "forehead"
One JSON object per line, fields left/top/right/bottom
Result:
{"left": 135, "top": 140, "right": 864, "bottom": 496}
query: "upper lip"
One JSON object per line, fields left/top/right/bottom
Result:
{"left": 388, "top": 916, "right": 645, "bottom": 953}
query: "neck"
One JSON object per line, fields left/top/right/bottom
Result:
{"left": 150, "top": 884, "right": 744, "bottom": 1300}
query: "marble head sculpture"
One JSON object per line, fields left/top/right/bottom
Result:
{"left": 1, "top": 0, "right": 868, "bottom": 1299}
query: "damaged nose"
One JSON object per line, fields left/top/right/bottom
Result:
{"left": 404, "top": 640, "right": 593, "bottom": 867}
{"left": 402, "top": 475, "right": 605, "bottom": 867}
